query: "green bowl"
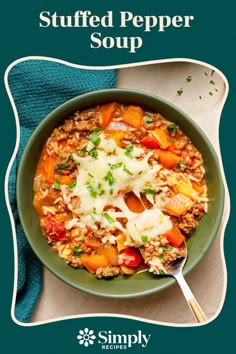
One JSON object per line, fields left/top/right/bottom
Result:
{"left": 17, "top": 89, "right": 224, "bottom": 298}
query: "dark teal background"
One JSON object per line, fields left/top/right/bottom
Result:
{"left": 1, "top": 1, "right": 235, "bottom": 353}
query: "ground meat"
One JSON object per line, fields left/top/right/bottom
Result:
{"left": 96, "top": 266, "right": 121, "bottom": 279}
{"left": 172, "top": 209, "right": 201, "bottom": 235}
{"left": 174, "top": 136, "right": 188, "bottom": 150}
{"left": 142, "top": 112, "right": 163, "bottom": 130}
{"left": 164, "top": 246, "right": 186, "bottom": 263}
{"left": 122, "top": 129, "right": 146, "bottom": 144}
{"left": 75, "top": 120, "right": 97, "bottom": 131}
{"left": 143, "top": 239, "right": 161, "bottom": 263}
{"left": 191, "top": 166, "right": 205, "bottom": 180}
{"left": 55, "top": 201, "right": 68, "bottom": 213}
{"left": 63, "top": 119, "right": 77, "bottom": 133}
{"left": 73, "top": 109, "right": 103, "bottom": 126}
{"left": 79, "top": 110, "right": 97, "bottom": 121}
{"left": 142, "top": 235, "right": 186, "bottom": 274}
{"left": 52, "top": 128, "right": 69, "bottom": 142}
{"left": 92, "top": 226, "right": 118, "bottom": 240}
{"left": 70, "top": 257, "right": 84, "bottom": 268}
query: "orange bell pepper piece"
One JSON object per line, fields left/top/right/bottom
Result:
{"left": 34, "top": 146, "right": 56, "bottom": 184}
{"left": 100, "top": 102, "right": 118, "bottom": 127}
{"left": 121, "top": 105, "right": 144, "bottom": 129}
{"left": 125, "top": 192, "right": 145, "bottom": 213}
{"left": 33, "top": 191, "right": 58, "bottom": 215}
{"left": 105, "top": 129, "right": 124, "bottom": 147}
{"left": 59, "top": 175, "right": 74, "bottom": 185}
{"left": 102, "top": 246, "right": 119, "bottom": 266}
{"left": 81, "top": 254, "right": 109, "bottom": 273}
{"left": 191, "top": 181, "right": 205, "bottom": 195}
{"left": 124, "top": 192, "right": 152, "bottom": 213}
{"left": 156, "top": 149, "right": 181, "bottom": 169}
{"left": 44, "top": 155, "right": 56, "bottom": 183}
{"left": 164, "top": 227, "right": 186, "bottom": 248}
{"left": 85, "top": 239, "right": 101, "bottom": 249}
{"left": 116, "top": 234, "right": 127, "bottom": 252}
{"left": 152, "top": 128, "right": 173, "bottom": 149}
{"left": 164, "top": 194, "right": 192, "bottom": 217}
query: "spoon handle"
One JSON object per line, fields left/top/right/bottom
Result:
{"left": 188, "top": 298, "right": 207, "bottom": 323}
{"left": 174, "top": 272, "right": 207, "bottom": 323}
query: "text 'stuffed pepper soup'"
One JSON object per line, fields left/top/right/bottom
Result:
{"left": 33, "top": 102, "right": 208, "bottom": 278}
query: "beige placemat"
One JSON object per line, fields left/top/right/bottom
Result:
{"left": 32, "top": 61, "right": 229, "bottom": 325}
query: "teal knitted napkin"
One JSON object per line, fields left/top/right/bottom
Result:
{"left": 8, "top": 60, "right": 117, "bottom": 323}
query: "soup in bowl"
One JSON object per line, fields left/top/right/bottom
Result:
{"left": 17, "top": 89, "right": 224, "bottom": 297}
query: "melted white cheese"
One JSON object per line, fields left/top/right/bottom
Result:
{"left": 126, "top": 208, "right": 172, "bottom": 246}
{"left": 61, "top": 133, "right": 172, "bottom": 244}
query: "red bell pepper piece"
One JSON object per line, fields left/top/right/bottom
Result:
{"left": 44, "top": 218, "right": 67, "bottom": 241}
{"left": 118, "top": 247, "right": 142, "bottom": 267}
{"left": 140, "top": 134, "right": 160, "bottom": 149}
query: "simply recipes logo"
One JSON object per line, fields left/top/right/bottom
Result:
{"left": 77, "top": 327, "right": 151, "bottom": 350}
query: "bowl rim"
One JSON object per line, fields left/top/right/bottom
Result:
{"left": 16, "top": 88, "right": 225, "bottom": 298}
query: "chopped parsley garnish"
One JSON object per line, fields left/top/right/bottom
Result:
{"left": 86, "top": 183, "right": 97, "bottom": 197}
{"left": 167, "top": 138, "right": 175, "bottom": 143}
{"left": 138, "top": 170, "right": 143, "bottom": 175}
{"left": 73, "top": 246, "right": 83, "bottom": 256}
{"left": 125, "top": 144, "right": 134, "bottom": 158}
{"left": 159, "top": 254, "right": 165, "bottom": 263}
{"left": 78, "top": 145, "right": 87, "bottom": 156}
{"left": 88, "top": 147, "right": 98, "bottom": 159}
{"left": 186, "top": 75, "right": 192, "bottom": 83}
{"left": 91, "top": 207, "right": 97, "bottom": 220}
{"left": 141, "top": 235, "right": 148, "bottom": 243}
{"left": 93, "top": 126, "right": 104, "bottom": 132}
{"left": 89, "top": 130, "right": 101, "bottom": 146}
{"left": 104, "top": 171, "right": 115, "bottom": 186}
{"left": 167, "top": 246, "right": 174, "bottom": 252}
{"left": 178, "top": 161, "right": 188, "bottom": 170}
{"left": 88, "top": 173, "right": 94, "bottom": 178}
{"left": 66, "top": 180, "right": 77, "bottom": 189}
{"left": 144, "top": 115, "right": 154, "bottom": 124}
{"left": 98, "top": 182, "right": 105, "bottom": 196}
{"left": 143, "top": 188, "right": 157, "bottom": 197}
{"left": 55, "top": 163, "right": 70, "bottom": 173}
{"left": 167, "top": 124, "right": 177, "bottom": 135}
{"left": 123, "top": 166, "right": 133, "bottom": 175}
{"left": 104, "top": 212, "right": 115, "bottom": 224}
{"left": 177, "top": 88, "right": 183, "bottom": 96}
{"left": 129, "top": 234, "right": 135, "bottom": 242}
{"left": 53, "top": 180, "right": 61, "bottom": 190}
{"left": 111, "top": 162, "right": 123, "bottom": 169}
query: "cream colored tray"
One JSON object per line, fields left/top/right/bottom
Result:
{"left": 30, "top": 60, "right": 229, "bottom": 325}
